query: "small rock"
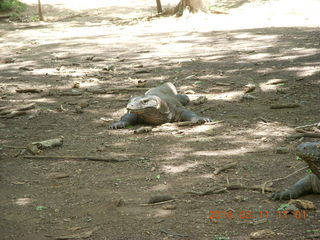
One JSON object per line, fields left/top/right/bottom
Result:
{"left": 134, "top": 127, "right": 152, "bottom": 134}
{"left": 75, "top": 106, "right": 83, "bottom": 113}
{"left": 185, "top": 89, "right": 195, "bottom": 94}
{"left": 250, "top": 229, "right": 275, "bottom": 239}
{"left": 234, "top": 195, "right": 248, "bottom": 202}
{"left": 162, "top": 204, "right": 176, "bottom": 210}
{"left": 79, "top": 100, "right": 89, "bottom": 109}
{"left": 244, "top": 83, "right": 256, "bottom": 93}
{"left": 194, "top": 96, "right": 207, "bottom": 105}
{"left": 72, "top": 82, "right": 80, "bottom": 88}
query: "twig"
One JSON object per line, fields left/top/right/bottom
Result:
{"left": 270, "top": 103, "right": 300, "bottom": 109}
{"left": 295, "top": 122, "right": 319, "bottom": 129}
{"left": 261, "top": 166, "right": 309, "bottom": 194}
{"left": 140, "top": 199, "right": 175, "bottom": 206}
{"left": 186, "top": 188, "right": 228, "bottom": 196}
{"left": 214, "top": 162, "right": 236, "bottom": 175}
{"left": 23, "top": 155, "right": 129, "bottom": 162}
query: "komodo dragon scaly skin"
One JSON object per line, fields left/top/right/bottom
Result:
{"left": 271, "top": 142, "right": 320, "bottom": 200}
{"left": 109, "top": 82, "right": 211, "bottom": 129}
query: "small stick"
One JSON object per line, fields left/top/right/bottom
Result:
{"left": 140, "top": 199, "right": 175, "bottom": 206}
{"left": 214, "top": 162, "right": 236, "bottom": 175}
{"left": 16, "top": 88, "right": 42, "bottom": 93}
{"left": 23, "top": 155, "right": 129, "bottom": 162}
{"left": 261, "top": 166, "right": 308, "bottom": 194}
{"left": 270, "top": 103, "right": 300, "bottom": 109}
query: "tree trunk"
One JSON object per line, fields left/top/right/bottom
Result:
{"left": 156, "top": 0, "right": 162, "bottom": 14}
{"left": 38, "top": 0, "right": 44, "bottom": 21}
{"left": 176, "top": 0, "right": 209, "bottom": 16}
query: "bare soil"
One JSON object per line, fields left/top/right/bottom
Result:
{"left": 0, "top": 1, "right": 320, "bottom": 239}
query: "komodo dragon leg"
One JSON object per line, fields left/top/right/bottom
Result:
{"left": 108, "top": 113, "right": 138, "bottom": 129}
{"left": 271, "top": 174, "right": 320, "bottom": 200}
{"left": 179, "top": 108, "right": 212, "bottom": 123}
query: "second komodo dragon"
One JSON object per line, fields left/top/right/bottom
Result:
{"left": 271, "top": 142, "right": 320, "bottom": 200}
{"left": 109, "top": 82, "right": 212, "bottom": 129}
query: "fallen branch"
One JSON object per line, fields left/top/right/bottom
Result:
{"left": 177, "top": 120, "right": 224, "bottom": 127}
{"left": 0, "top": 110, "right": 28, "bottom": 118}
{"left": 105, "top": 87, "right": 149, "bottom": 94}
{"left": 214, "top": 162, "right": 236, "bottom": 175}
{"left": 270, "top": 103, "right": 300, "bottom": 109}
{"left": 23, "top": 155, "right": 129, "bottom": 162}
{"left": 295, "top": 122, "right": 319, "bottom": 129}
{"left": 186, "top": 188, "right": 228, "bottom": 196}
{"left": 186, "top": 184, "right": 275, "bottom": 196}
{"left": 289, "top": 132, "right": 320, "bottom": 139}
{"left": 0, "top": 103, "right": 35, "bottom": 115}
{"left": 261, "top": 166, "right": 309, "bottom": 194}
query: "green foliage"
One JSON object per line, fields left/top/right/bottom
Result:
{"left": 0, "top": 0, "right": 26, "bottom": 12}
{"left": 277, "top": 204, "right": 290, "bottom": 211}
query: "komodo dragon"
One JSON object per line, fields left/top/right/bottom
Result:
{"left": 271, "top": 142, "right": 320, "bottom": 200}
{"left": 109, "top": 82, "right": 212, "bottom": 129}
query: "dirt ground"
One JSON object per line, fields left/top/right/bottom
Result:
{"left": 0, "top": 0, "right": 320, "bottom": 239}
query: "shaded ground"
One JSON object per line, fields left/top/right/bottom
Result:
{"left": 0, "top": 0, "right": 320, "bottom": 239}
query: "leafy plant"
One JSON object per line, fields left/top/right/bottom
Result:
{"left": 0, "top": 0, "right": 26, "bottom": 12}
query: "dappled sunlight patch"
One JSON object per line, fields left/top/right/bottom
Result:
{"left": 286, "top": 66, "right": 320, "bottom": 78}
{"left": 259, "top": 79, "right": 286, "bottom": 92}
{"left": 250, "top": 122, "right": 294, "bottom": 138}
{"left": 193, "top": 147, "right": 248, "bottom": 157}
{"left": 246, "top": 53, "right": 271, "bottom": 60}
{"left": 150, "top": 184, "right": 170, "bottom": 192}
{"left": 161, "top": 161, "right": 199, "bottom": 174}
{"left": 152, "top": 209, "right": 173, "bottom": 218}
{"left": 207, "top": 90, "right": 244, "bottom": 101}
{"left": 15, "top": 198, "right": 33, "bottom": 206}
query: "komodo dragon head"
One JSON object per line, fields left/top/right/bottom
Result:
{"left": 297, "top": 142, "right": 320, "bottom": 178}
{"left": 126, "top": 95, "right": 172, "bottom": 125}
